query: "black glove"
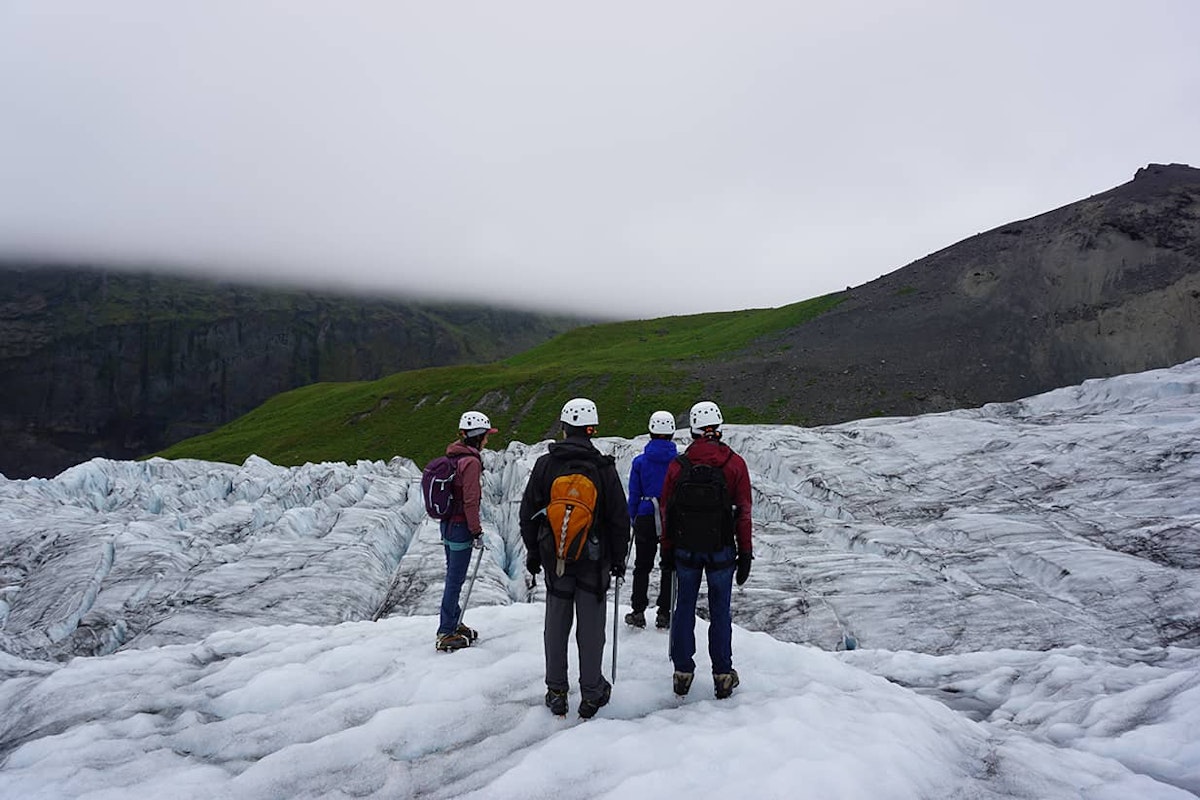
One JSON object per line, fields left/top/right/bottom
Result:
{"left": 736, "top": 552, "right": 752, "bottom": 586}
{"left": 526, "top": 554, "right": 542, "bottom": 576}
{"left": 471, "top": 530, "right": 484, "bottom": 549}
{"left": 611, "top": 562, "right": 627, "bottom": 580}
{"left": 660, "top": 546, "right": 674, "bottom": 570}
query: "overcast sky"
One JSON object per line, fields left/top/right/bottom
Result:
{"left": 1, "top": 1, "right": 1198, "bottom": 318}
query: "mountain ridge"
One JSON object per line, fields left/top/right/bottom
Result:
{"left": 0, "top": 267, "right": 587, "bottom": 478}
{"left": 700, "top": 162, "right": 1200, "bottom": 424}
{"left": 3, "top": 163, "right": 1197, "bottom": 475}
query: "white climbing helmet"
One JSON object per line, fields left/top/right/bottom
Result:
{"left": 648, "top": 410, "right": 676, "bottom": 435}
{"left": 458, "top": 411, "right": 498, "bottom": 435}
{"left": 560, "top": 397, "right": 599, "bottom": 427}
{"left": 689, "top": 401, "right": 723, "bottom": 434}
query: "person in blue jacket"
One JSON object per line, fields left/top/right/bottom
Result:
{"left": 624, "top": 410, "right": 679, "bottom": 629}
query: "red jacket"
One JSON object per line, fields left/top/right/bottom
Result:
{"left": 659, "top": 437, "right": 753, "bottom": 555}
{"left": 445, "top": 441, "right": 484, "bottom": 532}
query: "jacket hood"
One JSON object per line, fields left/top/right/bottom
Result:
{"left": 683, "top": 437, "right": 733, "bottom": 467}
{"left": 446, "top": 441, "right": 482, "bottom": 459}
{"left": 547, "top": 436, "right": 600, "bottom": 460}
{"left": 643, "top": 438, "right": 678, "bottom": 463}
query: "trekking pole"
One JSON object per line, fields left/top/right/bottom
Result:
{"left": 611, "top": 575, "right": 623, "bottom": 683}
{"left": 651, "top": 497, "right": 676, "bottom": 662}
{"left": 456, "top": 542, "right": 486, "bottom": 631}
{"left": 668, "top": 569, "right": 678, "bottom": 662}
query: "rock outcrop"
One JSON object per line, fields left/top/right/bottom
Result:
{"left": 701, "top": 163, "right": 1200, "bottom": 424}
{"left": 0, "top": 268, "right": 581, "bottom": 478}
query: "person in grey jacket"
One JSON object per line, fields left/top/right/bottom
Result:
{"left": 519, "top": 397, "right": 630, "bottom": 719}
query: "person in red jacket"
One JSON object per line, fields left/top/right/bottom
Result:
{"left": 659, "top": 400, "right": 753, "bottom": 699}
{"left": 435, "top": 410, "right": 497, "bottom": 652}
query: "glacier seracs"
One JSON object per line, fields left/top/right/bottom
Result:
{"left": 1, "top": 360, "right": 1199, "bottom": 797}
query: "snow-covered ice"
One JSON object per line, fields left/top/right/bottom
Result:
{"left": 2, "top": 359, "right": 1199, "bottom": 798}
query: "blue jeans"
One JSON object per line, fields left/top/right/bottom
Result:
{"left": 439, "top": 520, "right": 474, "bottom": 635}
{"left": 670, "top": 546, "right": 736, "bottom": 674}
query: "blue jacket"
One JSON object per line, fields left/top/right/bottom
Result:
{"left": 627, "top": 438, "right": 678, "bottom": 518}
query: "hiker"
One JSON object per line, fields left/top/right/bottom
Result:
{"left": 624, "top": 410, "right": 679, "bottom": 630}
{"left": 434, "top": 410, "right": 497, "bottom": 652}
{"left": 520, "top": 397, "right": 630, "bottom": 718}
{"left": 660, "top": 400, "right": 753, "bottom": 699}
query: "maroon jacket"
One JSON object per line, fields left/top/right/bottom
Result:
{"left": 445, "top": 441, "right": 484, "bottom": 532}
{"left": 659, "top": 437, "right": 753, "bottom": 556}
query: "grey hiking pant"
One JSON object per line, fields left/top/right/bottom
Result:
{"left": 544, "top": 571, "right": 608, "bottom": 702}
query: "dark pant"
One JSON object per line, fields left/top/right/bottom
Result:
{"left": 630, "top": 514, "right": 671, "bottom": 613}
{"left": 671, "top": 545, "right": 736, "bottom": 674}
{"left": 438, "top": 520, "right": 474, "bottom": 635}
{"left": 543, "top": 569, "right": 609, "bottom": 701}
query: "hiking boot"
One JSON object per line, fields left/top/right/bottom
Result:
{"left": 655, "top": 608, "right": 671, "bottom": 629}
{"left": 672, "top": 671, "right": 694, "bottom": 696}
{"left": 545, "top": 689, "right": 568, "bottom": 716}
{"left": 578, "top": 678, "right": 612, "bottom": 719}
{"left": 624, "top": 609, "right": 646, "bottom": 628}
{"left": 455, "top": 623, "right": 478, "bottom": 643}
{"left": 435, "top": 632, "right": 471, "bottom": 652}
{"left": 714, "top": 669, "right": 740, "bottom": 699}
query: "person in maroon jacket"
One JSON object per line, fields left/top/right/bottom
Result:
{"left": 659, "top": 400, "right": 753, "bottom": 699}
{"left": 435, "top": 410, "right": 497, "bottom": 652}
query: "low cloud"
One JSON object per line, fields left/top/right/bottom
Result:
{"left": 2, "top": 1, "right": 1197, "bottom": 317}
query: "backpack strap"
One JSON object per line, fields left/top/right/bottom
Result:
{"left": 450, "top": 450, "right": 481, "bottom": 467}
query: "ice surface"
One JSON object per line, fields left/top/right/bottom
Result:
{"left": 2, "top": 359, "right": 1199, "bottom": 797}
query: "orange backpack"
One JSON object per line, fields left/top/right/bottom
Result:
{"left": 541, "top": 459, "right": 603, "bottom": 576}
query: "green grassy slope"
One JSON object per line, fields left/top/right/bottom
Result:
{"left": 155, "top": 293, "right": 843, "bottom": 467}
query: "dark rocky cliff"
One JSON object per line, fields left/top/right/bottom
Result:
{"left": 701, "top": 163, "right": 1200, "bottom": 424}
{"left": 0, "top": 268, "right": 582, "bottom": 478}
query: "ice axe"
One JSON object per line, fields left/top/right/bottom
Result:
{"left": 611, "top": 575, "right": 623, "bottom": 682}
{"left": 668, "top": 569, "right": 678, "bottom": 662}
{"left": 652, "top": 497, "right": 678, "bottom": 662}
{"left": 455, "top": 540, "right": 486, "bottom": 632}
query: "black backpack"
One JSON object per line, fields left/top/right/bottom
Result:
{"left": 666, "top": 454, "right": 735, "bottom": 553}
